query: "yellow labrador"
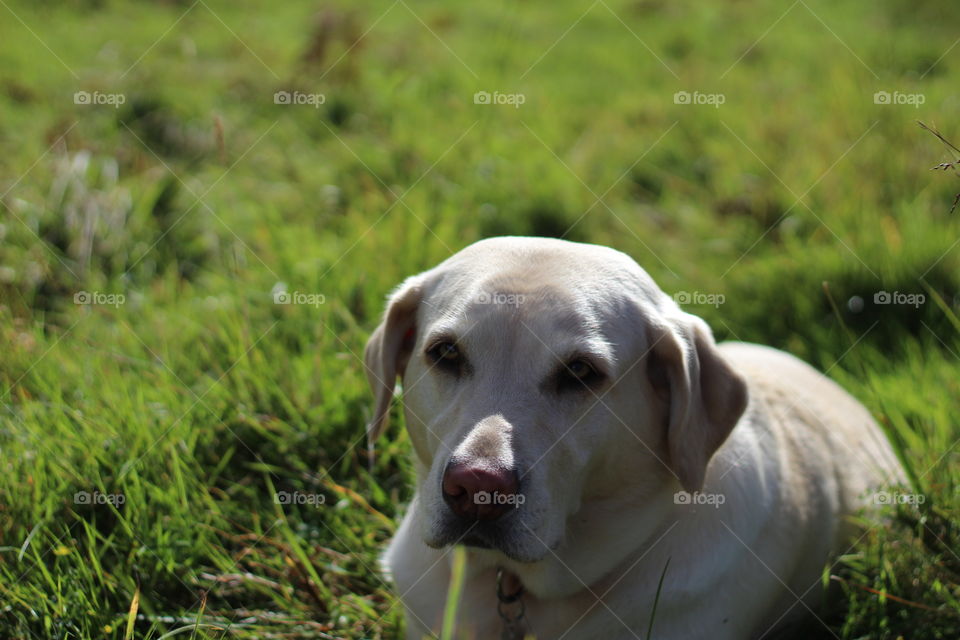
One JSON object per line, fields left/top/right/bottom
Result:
{"left": 364, "top": 236, "right": 904, "bottom": 639}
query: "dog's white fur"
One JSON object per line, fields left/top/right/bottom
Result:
{"left": 364, "top": 236, "right": 904, "bottom": 639}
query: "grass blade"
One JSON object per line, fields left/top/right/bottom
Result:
{"left": 125, "top": 583, "right": 140, "bottom": 640}
{"left": 646, "top": 557, "right": 671, "bottom": 639}
{"left": 440, "top": 547, "right": 467, "bottom": 640}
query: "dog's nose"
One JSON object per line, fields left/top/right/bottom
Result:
{"left": 442, "top": 462, "right": 520, "bottom": 521}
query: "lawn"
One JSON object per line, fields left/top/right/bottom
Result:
{"left": 1, "top": 0, "right": 959, "bottom": 638}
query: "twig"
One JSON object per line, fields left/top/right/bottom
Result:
{"left": 918, "top": 121, "right": 960, "bottom": 213}
{"left": 919, "top": 121, "right": 960, "bottom": 157}
{"left": 829, "top": 575, "right": 947, "bottom": 613}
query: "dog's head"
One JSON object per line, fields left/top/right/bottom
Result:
{"left": 364, "top": 237, "right": 747, "bottom": 563}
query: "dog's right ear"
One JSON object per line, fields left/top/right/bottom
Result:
{"left": 364, "top": 277, "right": 423, "bottom": 448}
{"left": 647, "top": 312, "right": 748, "bottom": 493}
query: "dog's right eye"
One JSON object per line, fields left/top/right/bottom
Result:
{"left": 554, "top": 357, "right": 605, "bottom": 393}
{"left": 427, "top": 341, "right": 463, "bottom": 373}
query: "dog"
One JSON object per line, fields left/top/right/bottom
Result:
{"left": 364, "top": 236, "right": 905, "bottom": 639}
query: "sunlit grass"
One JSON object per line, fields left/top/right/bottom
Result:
{"left": 1, "top": 0, "right": 959, "bottom": 637}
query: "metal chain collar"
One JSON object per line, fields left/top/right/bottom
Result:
{"left": 496, "top": 568, "right": 526, "bottom": 640}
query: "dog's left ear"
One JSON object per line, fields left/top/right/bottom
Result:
{"left": 364, "top": 277, "right": 423, "bottom": 449}
{"left": 649, "top": 313, "right": 748, "bottom": 492}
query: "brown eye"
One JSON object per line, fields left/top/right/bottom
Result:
{"left": 427, "top": 341, "right": 463, "bottom": 372}
{"left": 567, "top": 359, "right": 593, "bottom": 380}
{"left": 556, "top": 358, "right": 603, "bottom": 392}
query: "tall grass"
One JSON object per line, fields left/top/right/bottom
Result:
{"left": 0, "top": 0, "right": 958, "bottom": 638}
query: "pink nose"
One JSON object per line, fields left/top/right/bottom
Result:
{"left": 442, "top": 462, "right": 520, "bottom": 521}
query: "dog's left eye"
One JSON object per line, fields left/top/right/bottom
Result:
{"left": 567, "top": 360, "right": 593, "bottom": 379}
{"left": 427, "top": 341, "right": 464, "bottom": 373}
{"left": 557, "top": 358, "right": 603, "bottom": 391}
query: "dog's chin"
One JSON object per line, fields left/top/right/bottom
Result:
{"left": 423, "top": 518, "right": 550, "bottom": 563}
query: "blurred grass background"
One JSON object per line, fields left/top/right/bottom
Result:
{"left": 0, "top": 0, "right": 959, "bottom": 638}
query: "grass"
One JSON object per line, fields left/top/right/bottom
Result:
{"left": 0, "top": 0, "right": 958, "bottom": 637}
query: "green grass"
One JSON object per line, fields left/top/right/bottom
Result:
{"left": 1, "top": 0, "right": 959, "bottom": 637}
